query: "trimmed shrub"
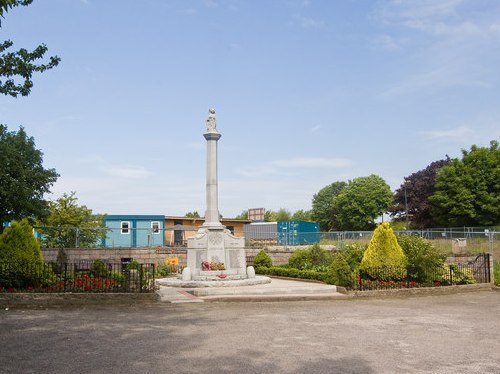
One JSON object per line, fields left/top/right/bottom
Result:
{"left": 342, "top": 243, "right": 365, "bottom": 270}
{"left": 360, "top": 222, "right": 407, "bottom": 280}
{"left": 0, "top": 219, "right": 43, "bottom": 264}
{"left": 126, "top": 260, "right": 140, "bottom": 270}
{"left": 288, "top": 245, "right": 334, "bottom": 270}
{"left": 325, "top": 254, "right": 356, "bottom": 287}
{"left": 0, "top": 220, "right": 50, "bottom": 289}
{"left": 90, "top": 259, "right": 110, "bottom": 276}
{"left": 288, "top": 249, "right": 311, "bottom": 270}
{"left": 253, "top": 249, "right": 273, "bottom": 268}
{"left": 255, "top": 265, "right": 327, "bottom": 282}
{"left": 310, "top": 244, "right": 333, "bottom": 267}
{"left": 397, "top": 234, "right": 445, "bottom": 283}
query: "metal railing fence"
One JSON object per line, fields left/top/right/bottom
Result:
{"left": 0, "top": 260, "right": 156, "bottom": 293}
{"left": 355, "top": 253, "right": 491, "bottom": 290}
{"left": 33, "top": 225, "right": 498, "bottom": 254}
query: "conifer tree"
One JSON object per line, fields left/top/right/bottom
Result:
{"left": 360, "top": 222, "right": 407, "bottom": 280}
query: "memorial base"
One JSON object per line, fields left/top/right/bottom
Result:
{"left": 184, "top": 227, "right": 247, "bottom": 281}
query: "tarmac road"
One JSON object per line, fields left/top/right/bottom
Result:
{"left": 1, "top": 290, "right": 500, "bottom": 374}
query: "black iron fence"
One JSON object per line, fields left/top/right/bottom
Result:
{"left": 0, "top": 260, "right": 156, "bottom": 293}
{"left": 355, "top": 253, "right": 491, "bottom": 290}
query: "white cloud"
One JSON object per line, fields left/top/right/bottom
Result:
{"left": 203, "top": 0, "right": 218, "bottom": 8}
{"left": 310, "top": 124, "right": 321, "bottom": 133}
{"left": 381, "top": 64, "right": 490, "bottom": 97}
{"left": 375, "top": 0, "right": 465, "bottom": 26}
{"left": 372, "top": 0, "right": 500, "bottom": 98}
{"left": 183, "top": 8, "right": 197, "bottom": 16}
{"left": 375, "top": 0, "right": 500, "bottom": 39}
{"left": 105, "top": 166, "right": 152, "bottom": 179}
{"left": 236, "top": 157, "right": 352, "bottom": 179}
{"left": 237, "top": 166, "right": 277, "bottom": 178}
{"left": 51, "top": 175, "right": 205, "bottom": 216}
{"left": 294, "top": 15, "right": 324, "bottom": 29}
{"left": 272, "top": 157, "right": 352, "bottom": 168}
{"left": 420, "top": 125, "right": 476, "bottom": 141}
{"left": 372, "top": 34, "right": 402, "bottom": 50}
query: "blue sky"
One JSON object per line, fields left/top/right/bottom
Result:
{"left": 2, "top": 0, "right": 499, "bottom": 218}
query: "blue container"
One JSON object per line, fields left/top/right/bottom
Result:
{"left": 277, "top": 220, "right": 320, "bottom": 246}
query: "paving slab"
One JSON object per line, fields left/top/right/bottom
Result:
{"left": 156, "top": 277, "right": 346, "bottom": 303}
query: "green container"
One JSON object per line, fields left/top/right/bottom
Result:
{"left": 277, "top": 220, "right": 320, "bottom": 246}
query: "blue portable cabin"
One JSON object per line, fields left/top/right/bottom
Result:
{"left": 277, "top": 220, "right": 320, "bottom": 246}
{"left": 104, "top": 215, "right": 165, "bottom": 248}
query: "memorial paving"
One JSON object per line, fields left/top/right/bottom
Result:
{"left": 1, "top": 290, "right": 499, "bottom": 373}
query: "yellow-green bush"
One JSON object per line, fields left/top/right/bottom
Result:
{"left": 0, "top": 219, "right": 43, "bottom": 264}
{"left": 0, "top": 219, "right": 48, "bottom": 288}
{"left": 360, "top": 222, "right": 407, "bottom": 280}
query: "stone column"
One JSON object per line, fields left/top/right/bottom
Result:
{"left": 184, "top": 108, "right": 247, "bottom": 280}
{"left": 203, "top": 131, "right": 223, "bottom": 228}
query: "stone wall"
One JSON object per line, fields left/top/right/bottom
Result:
{"left": 42, "top": 245, "right": 338, "bottom": 267}
{"left": 246, "top": 245, "right": 337, "bottom": 265}
{"left": 42, "top": 248, "right": 188, "bottom": 267}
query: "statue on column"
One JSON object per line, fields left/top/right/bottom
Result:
{"left": 206, "top": 108, "right": 217, "bottom": 132}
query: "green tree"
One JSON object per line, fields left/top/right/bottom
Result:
{"left": 291, "top": 209, "right": 312, "bottom": 221}
{"left": 390, "top": 159, "right": 450, "bottom": 229}
{"left": 0, "top": 125, "right": 59, "bottom": 231}
{"left": 264, "top": 208, "right": 291, "bottom": 222}
{"left": 275, "top": 208, "right": 291, "bottom": 222}
{"left": 37, "top": 192, "right": 106, "bottom": 248}
{"left": 0, "top": 0, "right": 32, "bottom": 21}
{"left": 311, "top": 181, "right": 347, "bottom": 231}
{"left": 334, "top": 175, "right": 393, "bottom": 231}
{"left": 184, "top": 211, "right": 200, "bottom": 218}
{"left": 430, "top": 141, "right": 500, "bottom": 227}
{"left": 234, "top": 210, "right": 249, "bottom": 220}
{"left": 1, "top": 0, "right": 60, "bottom": 97}
{"left": 360, "top": 222, "right": 407, "bottom": 280}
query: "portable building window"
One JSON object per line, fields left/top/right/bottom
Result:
{"left": 121, "top": 221, "right": 131, "bottom": 234}
{"left": 151, "top": 221, "right": 160, "bottom": 234}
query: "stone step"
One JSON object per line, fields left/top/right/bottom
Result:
{"left": 189, "top": 285, "right": 337, "bottom": 297}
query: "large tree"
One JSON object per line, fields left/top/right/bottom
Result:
{"left": 1, "top": 0, "right": 60, "bottom": 97}
{"left": 234, "top": 210, "right": 249, "bottom": 220}
{"left": 430, "top": 140, "right": 500, "bottom": 227}
{"left": 333, "top": 175, "right": 393, "bottom": 231}
{"left": 291, "top": 209, "right": 312, "bottom": 222}
{"left": 0, "top": 125, "right": 58, "bottom": 230}
{"left": 311, "top": 181, "right": 347, "bottom": 231}
{"left": 265, "top": 208, "right": 292, "bottom": 222}
{"left": 37, "top": 192, "right": 106, "bottom": 248}
{"left": 390, "top": 158, "right": 450, "bottom": 229}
